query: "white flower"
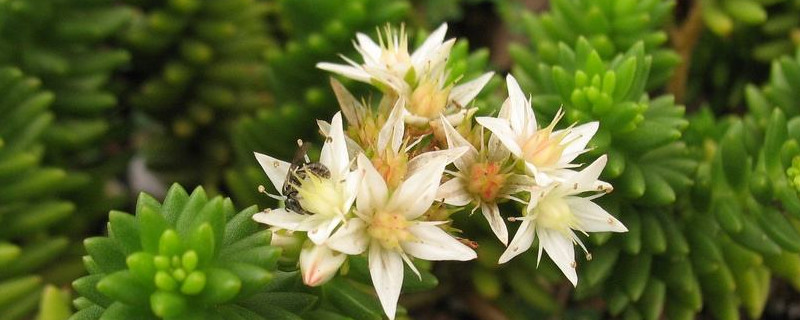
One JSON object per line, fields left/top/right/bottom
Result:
{"left": 252, "top": 112, "right": 360, "bottom": 245}
{"left": 498, "top": 155, "right": 627, "bottom": 286}
{"left": 299, "top": 243, "right": 347, "bottom": 287}
{"left": 477, "top": 75, "right": 598, "bottom": 186}
{"left": 317, "top": 23, "right": 493, "bottom": 127}
{"left": 326, "top": 153, "right": 476, "bottom": 320}
{"left": 436, "top": 116, "right": 535, "bottom": 245}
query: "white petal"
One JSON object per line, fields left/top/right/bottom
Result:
{"left": 436, "top": 178, "right": 472, "bottom": 206}
{"left": 441, "top": 116, "right": 478, "bottom": 172}
{"left": 450, "top": 72, "right": 494, "bottom": 107}
{"left": 539, "top": 227, "right": 578, "bottom": 286}
{"left": 330, "top": 78, "right": 364, "bottom": 127}
{"left": 369, "top": 244, "right": 404, "bottom": 320}
{"left": 402, "top": 224, "right": 477, "bottom": 261}
{"left": 557, "top": 122, "right": 598, "bottom": 164}
{"left": 317, "top": 119, "right": 364, "bottom": 161}
{"left": 327, "top": 218, "right": 369, "bottom": 255}
{"left": 502, "top": 174, "right": 536, "bottom": 195}
{"left": 316, "top": 62, "right": 371, "bottom": 83}
{"left": 356, "top": 32, "right": 382, "bottom": 62}
{"left": 563, "top": 155, "right": 608, "bottom": 193}
{"left": 319, "top": 112, "right": 351, "bottom": 179}
{"left": 406, "top": 146, "right": 468, "bottom": 176}
{"left": 252, "top": 208, "right": 309, "bottom": 231}
{"left": 565, "top": 197, "right": 627, "bottom": 232}
{"left": 307, "top": 216, "right": 343, "bottom": 245}
{"left": 481, "top": 202, "right": 509, "bottom": 245}
{"left": 300, "top": 244, "right": 346, "bottom": 287}
{"left": 387, "top": 155, "right": 449, "bottom": 220}
{"left": 357, "top": 154, "right": 388, "bottom": 220}
{"left": 378, "top": 99, "right": 406, "bottom": 153}
{"left": 505, "top": 74, "right": 537, "bottom": 137}
{"left": 487, "top": 130, "right": 510, "bottom": 163}
{"left": 411, "top": 23, "right": 448, "bottom": 69}
{"left": 476, "top": 117, "right": 522, "bottom": 157}
{"left": 254, "top": 152, "right": 290, "bottom": 195}
{"left": 498, "top": 219, "right": 535, "bottom": 264}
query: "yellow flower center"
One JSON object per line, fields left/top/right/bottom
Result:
{"left": 372, "top": 151, "right": 408, "bottom": 190}
{"left": 367, "top": 210, "right": 412, "bottom": 251}
{"left": 408, "top": 79, "right": 451, "bottom": 119}
{"left": 295, "top": 173, "right": 345, "bottom": 217}
{"left": 521, "top": 111, "right": 570, "bottom": 168}
{"left": 535, "top": 194, "right": 579, "bottom": 233}
{"left": 466, "top": 162, "right": 507, "bottom": 202}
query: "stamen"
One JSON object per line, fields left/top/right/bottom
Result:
{"left": 258, "top": 185, "right": 285, "bottom": 201}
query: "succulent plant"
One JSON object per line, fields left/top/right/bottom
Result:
{"left": 0, "top": 66, "right": 79, "bottom": 319}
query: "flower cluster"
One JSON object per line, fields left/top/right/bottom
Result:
{"left": 253, "top": 23, "right": 627, "bottom": 319}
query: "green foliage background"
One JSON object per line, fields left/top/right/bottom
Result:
{"left": 0, "top": 0, "right": 797, "bottom": 319}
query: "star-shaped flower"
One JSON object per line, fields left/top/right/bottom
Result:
{"left": 436, "top": 116, "right": 535, "bottom": 245}
{"left": 317, "top": 23, "right": 493, "bottom": 127}
{"left": 498, "top": 155, "right": 627, "bottom": 286}
{"left": 252, "top": 112, "right": 360, "bottom": 245}
{"left": 325, "top": 153, "right": 476, "bottom": 319}
{"left": 477, "top": 75, "right": 598, "bottom": 186}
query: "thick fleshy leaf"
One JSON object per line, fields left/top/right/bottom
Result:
{"left": 539, "top": 227, "right": 578, "bottom": 286}
{"left": 254, "top": 153, "right": 290, "bottom": 195}
{"left": 499, "top": 220, "right": 535, "bottom": 264}
{"left": 480, "top": 202, "right": 509, "bottom": 245}
{"left": 327, "top": 219, "right": 368, "bottom": 255}
{"left": 402, "top": 224, "right": 476, "bottom": 261}
{"left": 357, "top": 155, "right": 388, "bottom": 220}
{"left": 436, "top": 178, "right": 472, "bottom": 206}
{"left": 565, "top": 197, "right": 627, "bottom": 232}
{"left": 368, "top": 244, "right": 404, "bottom": 320}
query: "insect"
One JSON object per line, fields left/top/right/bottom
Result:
{"left": 282, "top": 140, "right": 331, "bottom": 215}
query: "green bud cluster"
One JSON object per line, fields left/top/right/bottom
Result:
{"left": 701, "top": 0, "right": 772, "bottom": 36}
{"left": 71, "top": 184, "right": 293, "bottom": 319}
{"left": 123, "top": 0, "right": 274, "bottom": 187}
{"left": 0, "top": 67, "right": 78, "bottom": 319}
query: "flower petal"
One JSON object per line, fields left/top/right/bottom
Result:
{"left": 317, "top": 119, "right": 364, "bottom": 161}
{"left": 356, "top": 32, "right": 382, "bottom": 62}
{"left": 402, "top": 224, "right": 477, "bottom": 261}
{"left": 319, "top": 112, "right": 351, "bottom": 179}
{"left": 476, "top": 116, "right": 522, "bottom": 157}
{"left": 538, "top": 227, "right": 578, "bottom": 286}
{"left": 357, "top": 154, "right": 388, "bottom": 220}
{"left": 300, "top": 244, "right": 346, "bottom": 287}
{"left": 563, "top": 155, "right": 608, "bottom": 193}
{"left": 330, "top": 78, "right": 364, "bottom": 127}
{"left": 450, "top": 72, "right": 494, "bottom": 107}
{"left": 327, "top": 218, "right": 369, "bottom": 255}
{"left": 369, "top": 244, "right": 404, "bottom": 320}
{"left": 498, "top": 219, "right": 535, "bottom": 264}
{"left": 558, "top": 121, "right": 598, "bottom": 164}
{"left": 565, "top": 197, "right": 627, "bottom": 232}
{"left": 307, "top": 216, "right": 343, "bottom": 245}
{"left": 441, "top": 115, "right": 478, "bottom": 172}
{"left": 254, "top": 152, "right": 290, "bottom": 195}
{"left": 505, "top": 74, "right": 537, "bottom": 137}
{"left": 481, "top": 202, "right": 509, "bottom": 245}
{"left": 387, "top": 154, "right": 450, "bottom": 220}
{"left": 316, "top": 62, "right": 371, "bottom": 83}
{"left": 411, "top": 23, "right": 448, "bottom": 69}
{"left": 252, "top": 208, "right": 309, "bottom": 231}
{"left": 407, "top": 146, "right": 468, "bottom": 176}
{"left": 436, "top": 177, "right": 472, "bottom": 206}
{"left": 378, "top": 99, "right": 406, "bottom": 153}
